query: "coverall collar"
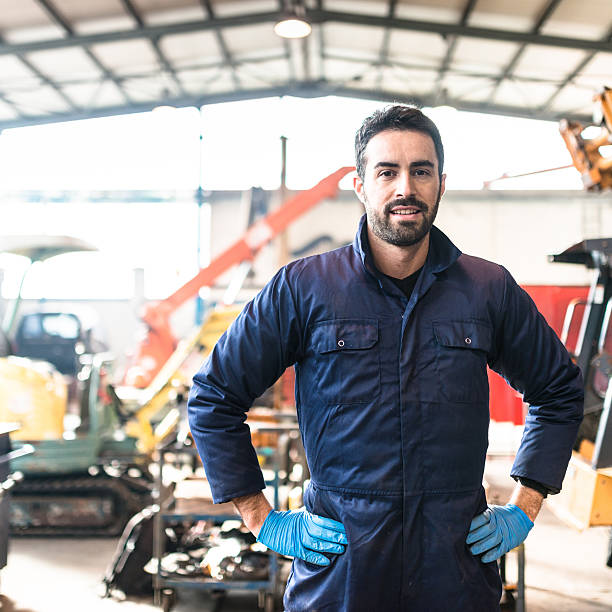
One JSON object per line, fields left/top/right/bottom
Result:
{"left": 352, "top": 213, "right": 462, "bottom": 282}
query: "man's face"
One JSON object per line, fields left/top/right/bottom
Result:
{"left": 354, "top": 129, "right": 446, "bottom": 247}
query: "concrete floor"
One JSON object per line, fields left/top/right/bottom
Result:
{"left": 2, "top": 424, "right": 612, "bottom": 611}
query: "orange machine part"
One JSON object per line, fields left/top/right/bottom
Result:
{"left": 124, "top": 167, "right": 354, "bottom": 388}
{"left": 560, "top": 89, "right": 612, "bottom": 191}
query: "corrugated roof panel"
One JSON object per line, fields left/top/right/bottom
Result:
{"left": 8, "top": 85, "right": 71, "bottom": 114}
{"left": 441, "top": 75, "right": 495, "bottom": 103}
{"left": 0, "top": 56, "right": 41, "bottom": 89}
{"left": 323, "top": 23, "right": 386, "bottom": 58}
{"left": 0, "top": 0, "right": 606, "bottom": 127}
{"left": 395, "top": 0, "right": 464, "bottom": 24}
{"left": 549, "top": 84, "right": 598, "bottom": 114}
{"left": 142, "top": 6, "right": 206, "bottom": 26}
{"left": 387, "top": 30, "right": 447, "bottom": 67}
{"left": 90, "top": 39, "right": 160, "bottom": 75}
{"left": 452, "top": 38, "right": 520, "bottom": 74}
{"left": 513, "top": 46, "right": 589, "bottom": 81}
{"left": 74, "top": 15, "right": 136, "bottom": 35}
{"left": 574, "top": 52, "right": 612, "bottom": 89}
{"left": 160, "top": 31, "right": 223, "bottom": 68}
{"left": 51, "top": 0, "right": 126, "bottom": 22}
{"left": 224, "top": 23, "right": 282, "bottom": 58}
{"left": 236, "top": 58, "right": 291, "bottom": 88}
{"left": 2, "top": 24, "right": 66, "bottom": 44}
{"left": 122, "top": 73, "right": 182, "bottom": 101}
{"left": 324, "top": 57, "right": 373, "bottom": 82}
{"left": 0, "top": 0, "right": 57, "bottom": 29}
{"left": 489, "top": 80, "right": 533, "bottom": 108}
{"left": 325, "top": 0, "right": 390, "bottom": 17}
{"left": 131, "top": 0, "right": 204, "bottom": 24}
{"left": 196, "top": 70, "right": 236, "bottom": 94}
{"left": 376, "top": 66, "right": 440, "bottom": 95}
{"left": 212, "top": 0, "right": 278, "bottom": 18}
{"left": 0, "top": 99, "right": 19, "bottom": 120}
{"left": 177, "top": 66, "right": 225, "bottom": 94}
{"left": 25, "top": 47, "right": 104, "bottom": 80}
{"left": 468, "top": 0, "right": 541, "bottom": 32}
{"left": 540, "top": 0, "right": 612, "bottom": 40}
{"left": 492, "top": 80, "right": 560, "bottom": 107}
{"left": 60, "top": 81, "right": 127, "bottom": 108}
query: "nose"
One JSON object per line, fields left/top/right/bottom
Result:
{"left": 394, "top": 172, "right": 415, "bottom": 199}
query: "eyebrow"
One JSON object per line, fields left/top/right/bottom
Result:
{"left": 373, "top": 160, "right": 435, "bottom": 170}
{"left": 410, "top": 160, "right": 435, "bottom": 169}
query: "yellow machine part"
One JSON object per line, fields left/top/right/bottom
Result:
{"left": 0, "top": 356, "right": 66, "bottom": 440}
{"left": 548, "top": 450, "right": 612, "bottom": 530}
{"left": 122, "top": 307, "right": 241, "bottom": 455}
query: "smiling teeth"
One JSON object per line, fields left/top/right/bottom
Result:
{"left": 392, "top": 209, "right": 419, "bottom": 215}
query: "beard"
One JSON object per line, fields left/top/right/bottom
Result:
{"left": 365, "top": 190, "right": 441, "bottom": 247}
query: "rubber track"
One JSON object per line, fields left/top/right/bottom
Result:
{"left": 11, "top": 476, "right": 150, "bottom": 537}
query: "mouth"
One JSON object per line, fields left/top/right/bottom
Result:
{"left": 389, "top": 206, "right": 422, "bottom": 218}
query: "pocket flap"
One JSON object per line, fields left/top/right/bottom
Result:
{"left": 433, "top": 320, "right": 492, "bottom": 351}
{"left": 312, "top": 319, "right": 379, "bottom": 354}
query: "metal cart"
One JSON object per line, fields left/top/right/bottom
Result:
{"left": 153, "top": 422, "right": 301, "bottom": 612}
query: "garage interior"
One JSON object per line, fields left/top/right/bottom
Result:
{"left": 0, "top": 0, "right": 611, "bottom": 610}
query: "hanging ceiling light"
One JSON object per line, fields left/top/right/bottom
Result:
{"left": 274, "top": 2, "right": 311, "bottom": 39}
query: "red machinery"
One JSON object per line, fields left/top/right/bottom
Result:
{"left": 488, "top": 285, "right": 589, "bottom": 425}
{"left": 124, "top": 167, "right": 354, "bottom": 388}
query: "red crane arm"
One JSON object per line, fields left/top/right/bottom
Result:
{"left": 125, "top": 166, "right": 354, "bottom": 387}
{"left": 151, "top": 166, "right": 354, "bottom": 319}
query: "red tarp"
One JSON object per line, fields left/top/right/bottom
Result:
{"left": 489, "top": 285, "right": 589, "bottom": 424}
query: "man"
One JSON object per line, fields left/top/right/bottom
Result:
{"left": 188, "top": 105, "right": 583, "bottom": 611}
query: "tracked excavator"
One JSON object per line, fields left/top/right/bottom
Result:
{"left": 1, "top": 167, "right": 352, "bottom": 535}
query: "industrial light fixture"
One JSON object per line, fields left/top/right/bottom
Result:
{"left": 274, "top": 1, "right": 311, "bottom": 39}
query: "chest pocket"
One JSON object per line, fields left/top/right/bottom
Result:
{"left": 433, "top": 320, "right": 492, "bottom": 404}
{"left": 309, "top": 319, "right": 380, "bottom": 404}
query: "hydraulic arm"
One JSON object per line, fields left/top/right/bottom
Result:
{"left": 124, "top": 167, "right": 354, "bottom": 388}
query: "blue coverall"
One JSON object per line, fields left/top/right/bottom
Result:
{"left": 188, "top": 216, "right": 583, "bottom": 611}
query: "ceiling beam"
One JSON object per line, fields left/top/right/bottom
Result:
{"left": 0, "top": 42, "right": 79, "bottom": 112}
{"left": 278, "top": 0, "right": 297, "bottom": 82}
{"left": 119, "top": 0, "right": 188, "bottom": 97}
{"left": 309, "top": 9, "right": 612, "bottom": 52}
{"left": 35, "top": 0, "right": 132, "bottom": 104}
{"left": 200, "top": 0, "right": 241, "bottom": 89}
{"left": 316, "top": 0, "right": 325, "bottom": 80}
{"left": 540, "top": 24, "right": 612, "bottom": 114}
{"left": 2, "top": 8, "right": 612, "bottom": 57}
{"left": 488, "top": 0, "right": 563, "bottom": 100}
{"left": 0, "top": 81, "right": 591, "bottom": 132}
{"left": 433, "top": 0, "right": 478, "bottom": 103}
{"left": 375, "top": 0, "right": 398, "bottom": 88}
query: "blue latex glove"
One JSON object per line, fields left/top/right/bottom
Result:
{"left": 257, "top": 508, "right": 348, "bottom": 566}
{"left": 466, "top": 504, "right": 533, "bottom": 563}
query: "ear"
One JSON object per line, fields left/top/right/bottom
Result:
{"left": 353, "top": 174, "right": 366, "bottom": 205}
{"left": 439, "top": 173, "right": 446, "bottom": 199}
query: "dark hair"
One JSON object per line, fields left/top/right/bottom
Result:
{"left": 354, "top": 105, "right": 444, "bottom": 180}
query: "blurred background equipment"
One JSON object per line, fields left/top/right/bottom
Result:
{"left": 122, "top": 166, "right": 353, "bottom": 389}
{"left": 0, "top": 237, "right": 172, "bottom": 536}
{"left": 560, "top": 88, "right": 612, "bottom": 191}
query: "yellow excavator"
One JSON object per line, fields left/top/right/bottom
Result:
{"left": 0, "top": 236, "right": 195, "bottom": 535}
{"left": 1, "top": 167, "right": 351, "bottom": 535}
